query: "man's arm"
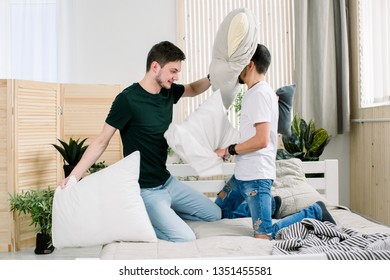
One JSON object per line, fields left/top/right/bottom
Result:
{"left": 235, "top": 122, "right": 270, "bottom": 154}
{"left": 182, "top": 76, "right": 211, "bottom": 97}
{"left": 215, "top": 122, "right": 270, "bottom": 158}
{"left": 59, "top": 123, "right": 117, "bottom": 188}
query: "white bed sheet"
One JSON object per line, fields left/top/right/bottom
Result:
{"left": 99, "top": 207, "right": 390, "bottom": 260}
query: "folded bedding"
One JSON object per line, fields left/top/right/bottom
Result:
{"left": 273, "top": 217, "right": 390, "bottom": 260}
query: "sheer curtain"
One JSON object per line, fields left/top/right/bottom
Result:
{"left": 0, "top": 0, "right": 11, "bottom": 78}
{"left": 0, "top": 0, "right": 57, "bottom": 82}
{"left": 359, "top": 0, "right": 390, "bottom": 107}
{"left": 294, "top": 0, "right": 350, "bottom": 135}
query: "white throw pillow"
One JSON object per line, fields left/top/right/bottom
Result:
{"left": 271, "top": 158, "right": 329, "bottom": 218}
{"left": 209, "top": 8, "right": 258, "bottom": 109}
{"left": 52, "top": 151, "right": 157, "bottom": 249}
{"left": 164, "top": 90, "right": 239, "bottom": 177}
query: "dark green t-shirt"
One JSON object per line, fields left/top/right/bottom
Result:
{"left": 105, "top": 82, "right": 184, "bottom": 188}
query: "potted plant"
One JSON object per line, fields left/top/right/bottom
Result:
{"left": 9, "top": 186, "right": 55, "bottom": 254}
{"left": 277, "top": 113, "right": 332, "bottom": 161}
{"left": 88, "top": 160, "right": 108, "bottom": 174}
{"left": 52, "top": 137, "right": 88, "bottom": 177}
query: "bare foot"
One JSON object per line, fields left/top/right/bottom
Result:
{"left": 254, "top": 234, "right": 271, "bottom": 240}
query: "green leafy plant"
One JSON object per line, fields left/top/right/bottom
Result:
{"left": 51, "top": 137, "right": 88, "bottom": 166}
{"left": 232, "top": 88, "right": 245, "bottom": 116}
{"left": 88, "top": 160, "right": 108, "bottom": 174}
{"left": 9, "top": 186, "right": 54, "bottom": 238}
{"left": 277, "top": 113, "right": 332, "bottom": 161}
{"left": 167, "top": 146, "right": 174, "bottom": 157}
{"left": 167, "top": 147, "right": 185, "bottom": 164}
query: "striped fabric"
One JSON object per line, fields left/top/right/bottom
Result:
{"left": 272, "top": 218, "right": 390, "bottom": 260}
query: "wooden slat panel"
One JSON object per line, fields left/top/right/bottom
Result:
{"left": 350, "top": 96, "right": 390, "bottom": 225}
{"left": 13, "top": 80, "right": 60, "bottom": 249}
{"left": 61, "top": 83, "right": 123, "bottom": 169}
{"left": 0, "top": 79, "right": 13, "bottom": 252}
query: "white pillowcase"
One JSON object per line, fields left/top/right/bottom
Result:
{"left": 52, "top": 151, "right": 157, "bottom": 249}
{"left": 164, "top": 90, "right": 239, "bottom": 177}
{"left": 209, "top": 8, "right": 258, "bottom": 109}
{"left": 228, "top": 12, "right": 249, "bottom": 57}
{"left": 271, "top": 158, "right": 329, "bottom": 218}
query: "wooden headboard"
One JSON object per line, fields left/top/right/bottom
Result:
{"left": 167, "top": 159, "right": 339, "bottom": 205}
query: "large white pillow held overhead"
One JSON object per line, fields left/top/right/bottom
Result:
{"left": 209, "top": 8, "right": 259, "bottom": 109}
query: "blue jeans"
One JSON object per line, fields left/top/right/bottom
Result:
{"left": 141, "top": 176, "right": 221, "bottom": 242}
{"left": 215, "top": 175, "right": 323, "bottom": 239}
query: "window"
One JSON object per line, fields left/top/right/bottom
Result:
{"left": 0, "top": 0, "right": 57, "bottom": 82}
{"left": 359, "top": 0, "right": 390, "bottom": 107}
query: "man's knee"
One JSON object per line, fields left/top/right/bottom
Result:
{"left": 169, "top": 231, "right": 196, "bottom": 242}
{"left": 208, "top": 208, "right": 222, "bottom": 221}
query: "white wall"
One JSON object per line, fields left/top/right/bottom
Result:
{"left": 57, "top": 0, "right": 177, "bottom": 86}
{"left": 321, "top": 133, "right": 349, "bottom": 207}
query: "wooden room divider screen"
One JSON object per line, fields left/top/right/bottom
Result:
{"left": 0, "top": 79, "right": 123, "bottom": 252}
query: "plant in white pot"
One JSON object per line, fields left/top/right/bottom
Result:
{"left": 9, "top": 186, "right": 55, "bottom": 254}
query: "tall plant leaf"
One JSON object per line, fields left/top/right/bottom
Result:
{"left": 291, "top": 114, "right": 301, "bottom": 137}
{"left": 304, "top": 119, "right": 316, "bottom": 151}
{"left": 282, "top": 134, "right": 302, "bottom": 154}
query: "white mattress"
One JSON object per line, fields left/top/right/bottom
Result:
{"left": 99, "top": 207, "right": 390, "bottom": 260}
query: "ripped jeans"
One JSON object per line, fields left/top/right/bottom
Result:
{"left": 215, "top": 175, "right": 322, "bottom": 239}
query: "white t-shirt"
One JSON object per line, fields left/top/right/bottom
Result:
{"left": 235, "top": 81, "right": 279, "bottom": 181}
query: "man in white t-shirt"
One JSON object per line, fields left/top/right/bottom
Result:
{"left": 215, "top": 44, "right": 335, "bottom": 240}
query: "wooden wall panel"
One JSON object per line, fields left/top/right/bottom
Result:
{"left": 61, "top": 83, "right": 123, "bottom": 172}
{"left": 349, "top": 1, "right": 390, "bottom": 226}
{"left": 350, "top": 113, "right": 390, "bottom": 225}
{"left": 13, "top": 80, "right": 60, "bottom": 249}
{"left": 0, "top": 79, "right": 13, "bottom": 252}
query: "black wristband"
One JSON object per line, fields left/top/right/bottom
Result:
{"left": 228, "top": 144, "right": 237, "bottom": 155}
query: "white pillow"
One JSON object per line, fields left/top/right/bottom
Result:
{"left": 228, "top": 12, "right": 249, "bottom": 57}
{"left": 52, "top": 151, "right": 157, "bottom": 249}
{"left": 271, "top": 158, "right": 329, "bottom": 218}
{"left": 209, "top": 8, "right": 258, "bottom": 109}
{"left": 164, "top": 90, "right": 239, "bottom": 177}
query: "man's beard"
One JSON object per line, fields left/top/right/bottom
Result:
{"left": 156, "top": 72, "right": 171, "bottom": 89}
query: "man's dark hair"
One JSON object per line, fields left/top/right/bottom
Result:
{"left": 146, "top": 41, "right": 186, "bottom": 71}
{"left": 251, "top": 44, "right": 271, "bottom": 74}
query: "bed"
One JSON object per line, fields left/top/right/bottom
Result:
{"left": 97, "top": 159, "right": 390, "bottom": 260}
